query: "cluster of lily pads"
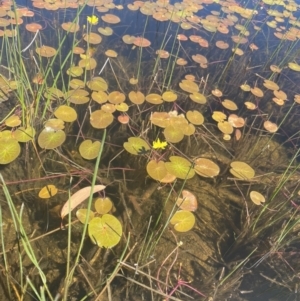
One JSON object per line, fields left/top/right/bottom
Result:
{"left": 0, "top": 0, "right": 299, "bottom": 248}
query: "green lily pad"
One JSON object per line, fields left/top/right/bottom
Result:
{"left": 14, "top": 126, "right": 35, "bottom": 142}
{"left": 38, "top": 129, "right": 66, "bottom": 149}
{"left": 250, "top": 191, "right": 265, "bottom": 205}
{"left": 90, "top": 110, "right": 114, "bottom": 129}
{"left": 65, "top": 89, "right": 89, "bottom": 104}
{"left": 230, "top": 161, "right": 255, "bottom": 179}
{"left": 146, "top": 160, "right": 168, "bottom": 181}
{"left": 88, "top": 214, "right": 122, "bottom": 248}
{"left": 54, "top": 105, "right": 77, "bottom": 122}
{"left": 170, "top": 210, "right": 195, "bottom": 232}
{"left": 123, "top": 137, "right": 150, "bottom": 155}
{"left": 0, "top": 138, "right": 21, "bottom": 164}
{"left": 38, "top": 185, "right": 58, "bottom": 198}
{"left": 95, "top": 197, "right": 113, "bottom": 214}
{"left": 165, "top": 156, "right": 195, "bottom": 179}
{"left": 76, "top": 209, "right": 95, "bottom": 224}
{"left": 87, "top": 77, "right": 108, "bottom": 91}
{"left": 164, "top": 125, "right": 184, "bottom": 143}
{"left": 66, "top": 66, "right": 83, "bottom": 77}
{"left": 186, "top": 110, "right": 204, "bottom": 125}
{"left": 288, "top": 62, "right": 300, "bottom": 72}
{"left": 79, "top": 140, "right": 101, "bottom": 160}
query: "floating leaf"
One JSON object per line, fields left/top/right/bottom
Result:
{"left": 38, "top": 129, "right": 66, "bottom": 149}
{"left": 145, "top": 93, "right": 163, "bottom": 104}
{"left": 251, "top": 87, "right": 264, "bottom": 97}
{"left": 162, "top": 91, "right": 177, "bottom": 102}
{"left": 123, "top": 137, "right": 150, "bottom": 155}
{"left": 88, "top": 214, "right": 122, "bottom": 248}
{"left": 61, "top": 185, "right": 106, "bottom": 219}
{"left": 76, "top": 209, "right": 95, "bottom": 223}
{"left": 66, "top": 66, "right": 83, "bottom": 77}
{"left": 54, "top": 105, "right": 77, "bottom": 122}
{"left": 164, "top": 125, "right": 184, "bottom": 143}
{"left": 108, "top": 91, "right": 125, "bottom": 104}
{"left": 170, "top": 210, "right": 195, "bottom": 232}
{"left": 150, "top": 112, "right": 170, "bottom": 128}
{"left": 38, "top": 185, "right": 58, "bottom": 199}
{"left": 95, "top": 197, "right": 113, "bottom": 214}
{"left": 87, "top": 77, "right": 108, "bottom": 91}
{"left": 128, "top": 91, "right": 145, "bottom": 104}
{"left": 44, "top": 118, "right": 65, "bottom": 131}
{"left": 65, "top": 89, "right": 89, "bottom": 104}
{"left": 218, "top": 121, "right": 233, "bottom": 134}
{"left": 83, "top": 32, "right": 102, "bottom": 44}
{"left": 230, "top": 161, "right": 255, "bottom": 180}
{"left": 186, "top": 110, "right": 204, "bottom": 125}
{"left": 90, "top": 110, "right": 113, "bottom": 129}
{"left": 146, "top": 160, "right": 168, "bottom": 181}
{"left": 176, "top": 190, "right": 198, "bottom": 211}
{"left": 212, "top": 111, "right": 226, "bottom": 122}
{"left": 194, "top": 158, "right": 220, "bottom": 177}
{"left": 179, "top": 80, "right": 199, "bottom": 93}
{"left": 222, "top": 99, "right": 238, "bottom": 110}
{"left": 36, "top": 45, "right": 57, "bottom": 57}
{"left": 288, "top": 62, "right": 300, "bottom": 72}
{"left": 264, "top": 120, "right": 278, "bottom": 133}
{"left": 189, "top": 92, "right": 207, "bottom": 104}
{"left": 5, "top": 115, "right": 21, "bottom": 127}
{"left": 14, "top": 126, "right": 35, "bottom": 142}
{"left": 79, "top": 140, "right": 101, "bottom": 160}
{"left": 250, "top": 191, "right": 265, "bottom": 205}
{"left": 165, "top": 156, "right": 195, "bottom": 179}
{"left": 92, "top": 91, "right": 108, "bottom": 104}
{"left": 0, "top": 138, "right": 20, "bottom": 164}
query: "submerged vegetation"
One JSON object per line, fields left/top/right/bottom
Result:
{"left": 1, "top": 0, "right": 300, "bottom": 300}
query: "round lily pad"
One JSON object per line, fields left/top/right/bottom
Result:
{"left": 0, "top": 138, "right": 21, "bottom": 164}
{"left": 186, "top": 110, "right": 204, "bottom": 125}
{"left": 123, "top": 137, "right": 150, "bottom": 155}
{"left": 76, "top": 209, "right": 95, "bottom": 224}
{"left": 54, "top": 105, "right": 77, "bottom": 122}
{"left": 5, "top": 115, "right": 21, "bottom": 127}
{"left": 170, "top": 210, "right": 195, "bottom": 232}
{"left": 164, "top": 125, "right": 184, "bottom": 143}
{"left": 194, "top": 158, "right": 220, "bottom": 177}
{"left": 165, "top": 156, "right": 195, "bottom": 179}
{"left": 230, "top": 161, "right": 255, "bottom": 180}
{"left": 90, "top": 110, "right": 114, "bottom": 129}
{"left": 38, "top": 184, "right": 58, "bottom": 198}
{"left": 36, "top": 45, "right": 57, "bottom": 57}
{"left": 176, "top": 190, "right": 198, "bottom": 211}
{"left": 95, "top": 197, "right": 113, "bottom": 214}
{"left": 128, "top": 91, "right": 145, "bottom": 104}
{"left": 146, "top": 160, "right": 168, "bottom": 181}
{"left": 14, "top": 126, "right": 35, "bottom": 142}
{"left": 88, "top": 214, "right": 122, "bottom": 248}
{"left": 66, "top": 66, "right": 83, "bottom": 77}
{"left": 189, "top": 92, "right": 207, "bottom": 104}
{"left": 79, "top": 140, "right": 101, "bottom": 160}
{"left": 250, "top": 191, "right": 265, "bottom": 205}
{"left": 38, "top": 129, "right": 66, "bottom": 149}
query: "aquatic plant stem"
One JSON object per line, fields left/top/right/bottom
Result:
{"left": 62, "top": 129, "right": 106, "bottom": 301}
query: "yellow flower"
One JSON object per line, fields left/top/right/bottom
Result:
{"left": 152, "top": 138, "right": 168, "bottom": 150}
{"left": 87, "top": 15, "right": 98, "bottom": 25}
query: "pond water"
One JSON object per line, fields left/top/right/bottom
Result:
{"left": 0, "top": 0, "right": 300, "bottom": 300}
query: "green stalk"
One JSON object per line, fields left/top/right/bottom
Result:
{"left": 62, "top": 129, "right": 107, "bottom": 301}
{"left": 0, "top": 174, "right": 54, "bottom": 301}
{"left": 0, "top": 206, "right": 12, "bottom": 299}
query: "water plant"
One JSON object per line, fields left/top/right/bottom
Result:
{"left": 0, "top": 0, "right": 300, "bottom": 299}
